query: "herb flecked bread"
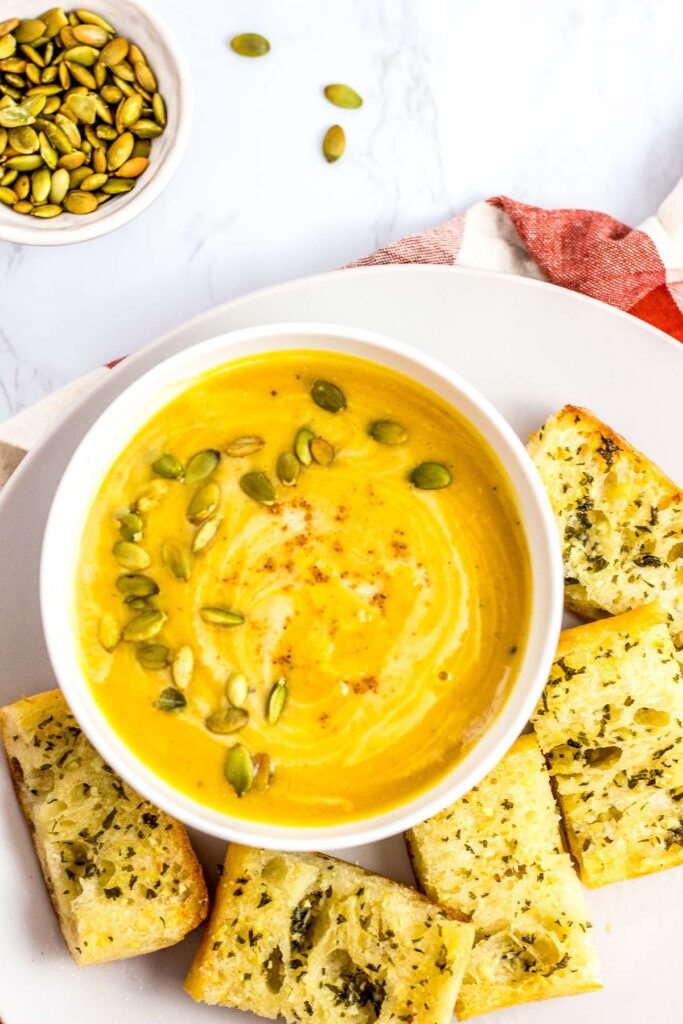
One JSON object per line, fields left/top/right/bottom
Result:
{"left": 406, "top": 734, "right": 600, "bottom": 1020}
{"left": 185, "top": 844, "right": 475, "bottom": 1024}
{"left": 532, "top": 602, "right": 683, "bottom": 887}
{"left": 527, "top": 405, "right": 683, "bottom": 641}
{"left": 0, "top": 689, "right": 208, "bottom": 965}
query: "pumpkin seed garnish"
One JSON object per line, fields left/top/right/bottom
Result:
{"left": 230, "top": 33, "right": 270, "bottom": 57}
{"left": 276, "top": 451, "right": 300, "bottom": 486}
{"left": 240, "top": 471, "right": 276, "bottom": 505}
{"left": 113, "top": 540, "right": 150, "bottom": 570}
{"left": 172, "top": 645, "right": 193, "bottom": 690}
{"left": 185, "top": 448, "right": 220, "bottom": 485}
{"left": 294, "top": 427, "right": 315, "bottom": 466}
{"left": 155, "top": 686, "right": 186, "bottom": 711}
{"left": 368, "top": 420, "right": 408, "bottom": 445}
{"left": 225, "top": 435, "right": 265, "bottom": 458}
{"left": 224, "top": 744, "right": 254, "bottom": 797}
{"left": 409, "top": 462, "right": 452, "bottom": 490}
{"left": 324, "top": 83, "right": 363, "bottom": 109}
{"left": 152, "top": 452, "right": 183, "bottom": 479}
{"left": 162, "top": 540, "right": 191, "bottom": 581}
{"left": 200, "top": 606, "right": 245, "bottom": 627}
{"left": 187, "top": 481, "right": 220, "bottom": 523}
{"left": 310, "top": 437, "right": 334, "bottom": 466}
{"left": 118, "top": 511, "right": 142, "bottom": 541}
{"left": 135, "top": 641, "right": 170, "bottom": 669}
{"left": 98, "top": 613, "right": 120, "bottom": 652}
{"left": 122, "top": 607, "right": 166, "bottom": 641}
{"left": 253, "top": 752, "right": 272, "bottom": 791}
{"left": 226, "top": 673, "right": 248, "bottom": 707}
{"left": 192, "top": 514, "right": 223, "bottom": 554}
{"left": 311, "top": 378, "right": 346, "bottom": 412}
{"left": 266, "top": 677, "right": 288, "bottom": 725}
{"left": 323, "top": 124, "right": 345, "bottom": 163}
{"left": 116, "top": 573, "right": 158, "bottom": 597}
{"left": 206, "top": 706, "right": 249, "bottom": 735}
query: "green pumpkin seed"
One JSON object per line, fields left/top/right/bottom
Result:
{"left": 224, "top": 744, "right": 253, "bottom": 797}
{"left": 200, "top": 606, "right": 245, "bottom": 627}
{"left": 118, "top": 512, "right": 143, "bottom": 542}
{"left": 187, "top": 481, "right": 220, "bottom": 523}
{"left": 62, "top": 45, "right": 99, "bottom": 66}
{"left": 5, "top": 153, "right": 42, "bottom": 170}
{"left": 134, "top": 60, "right": 156, "bottom": 93}
{"left": 253, "top": 753, "right": 271, "bottom": 791}
{"left": 0, "top": 35, "right": 16, "bottom": 60}
{"left": 294, "top": 427, "right": 315, "bottom": 466}
{"left": 80, "top": 171, "right": 108, "bottom": 191}
{"left": 172, "top": 645, "right": 193, "bottom": 690}
{"left": 226, "top": 673, "right": 248, "bottom": 707}
{"left": 0, "top": 127, "right": 7, "bottom": 154}
{"left": 113, "top": 540, "right": 150, "bottom": 570}
{"left": 0, "top": 185, "right": 17, "bottom": 204}
{"left": 0, "top": 106, "right": 35, "bottom": 128}
{"left": 30, "top": 204, "right": 61, "bottom": 218}
{"left": 63, "top": 189, "right": 98, "bottom": 213}
{"left": 206, "top": 706, "right": 249, "bottom": 735}
{"left": 135, "top": 641, "right": 169, "bottom": 669}
{"left": 132, "top": 137, "right": 151, "bottom": 159}
{"left": 118, "top": 92, "right": 143, "bottom": 128}
{"left": 49, "top": 167, "right": 69, "bottom": 204}
{"left": 276, "top": 451, "right": 300, "bottom": 486}
{"left": 101, "top": 176, "right": 135, "bottom": 194}
{"left": 13, "top": 200, "right": 33, "bottom": 213}
{"left": 225, "top": 435, "right": 264, "bottom": 458}
{"left": 185, "top": 449, "right": 220, "bottom": 485}
{"left": 31, "top": 166, "right": 51, "bottom": 202}
{"left": 116, "top": 573, "right": 158, "bottom": 597}
{"left": 152, "top": 91, "right": 165, "bottom": 126}
{"left": 3, "top": 170, "right": 19, "bottom": 188}
{"left": 98, "top": 613, "right": 120, "bottom": 652}
{"left": 162, "top": 540, "right": 191, "bottom": 581}
{"left": 152, "top": 452, "right": 183, "bottom": 478}
{"left": 311, "top": 378, "right": 346, "bottom": 412}
{"left": 43, "top": 8, "right": 68, "bottom": 38}
{"left": 14, "top": 20, "right": 46, "bottom": 45}
{"left": 310, "top": 437, "right": 334, "bottom": 466}
{"left": 66, "top": 92, "right": 96, "bottom": 123}
{"left": 99, "top": 36, "right": 129, "bottom": 67}
{"left": 230, "top": 33, "right": 270, "bottom": 57}
{"left": 368, "top": 420, "right": 409, "bottom": 445}
{"left": 9, "top": 125, "right": 38, "bottom": 152}
{"left": 107, "top": 129, "right": 133, "bottom": 170}
{"left": 123, "top": 608, "right": 166, "bottom": 642}
{"left": 324, "top": 83, "right": 363, "bottom": 109}
{"left": 129, "top": 118, "right": 162, "bottom": 139}
{"left": 65, "top": 61, "right": 96, "bottom": 89}
{"left": 409, "top": 462, "right": 452, "bottom": 490}
{"left": 192, "top": 514, "right": 222, "bottom": 554}
{"left": 0, "top": 19, "right": 20, "bottom": 37}
{"left": 323, "top": 124, "right": 345, "bottom": 163}
{"left": 75, "top": 10, "right": 116, "bottom": 34}
{"left": 240, "top": 471, "right": 276, "bottom": 505}
{"left": 22, "top": 93, "right": 46, "bottom": 118}
{"left": 155, "top": 686, "right": 186, "bottom": 711}
{"left": 38, "top": 131, "right": 58, "bottom": 168}
{"left": 266, "top": 677, "right": 287, "bottom": 725}
{"left": 72, "top": 24, "right": 109, "bottom": 47}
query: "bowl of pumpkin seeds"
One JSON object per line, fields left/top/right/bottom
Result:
{"left": 0, "top": 1, "right": 192, "bottom": 244}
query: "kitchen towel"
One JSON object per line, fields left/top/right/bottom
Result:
{"left": 2, "top": 178, "right": 683, "bottom": 488}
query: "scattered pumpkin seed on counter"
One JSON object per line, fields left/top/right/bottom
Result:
{"left": 322, "top": 123, "right": 345, "bottom": 164}
{"left": 324, "top": 83, "right": 363, "bottom": 109}
{"left": 0, "top": 8, "right": 167, "bottom": 219}
{"left": 229, "top": 32, "right": 270, "bottom": 58}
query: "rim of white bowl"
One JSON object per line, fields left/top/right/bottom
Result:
{"left": 0, "top": 0, "right": 192, "bottom": 246}
{"left": 41, "top": 322, "right": 564, "bottom": 850}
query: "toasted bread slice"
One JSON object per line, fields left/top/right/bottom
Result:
{"left": 0, "top": 689, "right": 208, "bottom": 965}
{"left": 527, "top": 405, "right": 683, "bottom": 639}
{"left": 406, "top": 734, "right": 600, "bottom": 1020}
{"left": 532, "top": 602, "right": 683, "bottom": 887}
{"left": 185, "top": 844, "right": 474, "bottom": 1024}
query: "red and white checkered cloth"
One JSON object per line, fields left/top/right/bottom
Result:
{"left": 2, "top": 180, "right": 683, "bottom": 487}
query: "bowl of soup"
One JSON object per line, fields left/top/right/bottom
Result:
{"left": 41, "top": 323, "right": 563, "bottom": 849}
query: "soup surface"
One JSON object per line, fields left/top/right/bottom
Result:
{"left": 77, "top": 351, "right": 531, "bottom": 825}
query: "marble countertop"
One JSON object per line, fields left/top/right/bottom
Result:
{"left": 2, "top": 0, "right": 683, "bottom": 422}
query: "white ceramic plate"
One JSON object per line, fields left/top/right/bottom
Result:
{"left": 1, "top": 265, "right": 682, "bottom": 1024}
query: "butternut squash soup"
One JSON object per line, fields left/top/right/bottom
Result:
{"left": 76, "top": 351, "right": 531, "bottom": 826}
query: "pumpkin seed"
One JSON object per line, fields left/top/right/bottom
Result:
{"left": 225, "top": 435, "right": 264, "bottom": 458}
{"left": 123, "top": 608, "right": 166, "bottom": 641}
{"left": 368, "top": 420, "right": 408, "bottom": 445}
{"left": 5, "top": 153, "right": 42, "bottom": 170}
{"left": 0, "top": 35, "right": 16, "bottom": 60}
{"left": 62, "top": 45, "right": 99, "bottom": 66}
{"left": 116, "top": 511, "right": 142, "bottom": 543}
{"left": 75, "top": 10, "right": 116, "bottom": 34}
{"left": 98, "top": 613, "right": 120, "bottom": 652}
{"left": 116, "top": 573, "right": 158, "bottom": 597}
{"left": 118, "top": 92, "right": 142, "bottom": 127}
{"left": 185, "top": 449, "right": 220, "bottom": 485}
{"left": 152, "top": 91, "right": 165, "bottom": 126}
{"left": 230, "top": 33, "right": 270, "bottom": 57}
{"left": 192, "top": 514, "right": 223, "bottom": 554}
{"left": 13, "top": 200, "right": 33, "bottom": 213}
{"left": 0, "top": 19, "right": 20, "bottom": 37}
{"left": 101, "top": 176, "right": 134, "bottom": 194}
{"left": 107, "top": 129, "right": 133, "bottom": 169}
{"left": 200, "top": 606, "right": 245, "bottom": 627}
{"left": 49, "top": 166, "right": 70, "bottom": 204}
{"left": 66, "top": 92, "right": 96, "bottom": 123}
{"left": 133, "top": 61, "right": 156, "bottom": 93}
{"left": 206, "top": 706, "right": 249, "bottom": 735}
{"left": 224, "top": 744, "right": 253, "bottom": 797}
{"left": 266, "top": 677, "right": 287, "bottom": 725}
{"left": 162, "top": 540, "right": 191, "bottom": 581}
{"left": 38, "top": 131, "right": 57, "bottom": 168}
{"left": 276, "top": 451, "right": 300, "bottom": 486}
{"left": 100, "top": 37, "right": 129, "bottom": 67}
{"left": 311, "top": 378, "right": 346, "bottom": 412}
{"left": 0, "top": 106, "right": 35, "bottom": 128}
{"left": 152, "top": 452, "right": 183, "bottom": 479}
{"left": 9, "top": 125, "right": 38, "bottom": 152}
{"left": 14, "top": 20, "right": 46, "bottom": 45}
{"left": 172, "top": 645, "right": 193, "bottom": 690}
{"left": 63, "top": 189, "right": 98, "bottom": 213}
{"left": 187, "top": 481, "right": 220, "bottom": 523}
{"left": 3, "top": 170, "right": 19, "bottom": 188}
{"left": 23, "top": 93, "right": 46, "bottom": 117}
{"left": 294, "top": 427, "right": 315, "bottom": 465}
{"left": 310, "top": 437, "right": 334, "bottom": 466}
{"left": 135, "top": 641, "right": 170, "bottom": 669}
{"left": 0, "top": 185, "right": 17, "bottom": 204}
{"left": 30, "top": 204, "right": 61, "bottom": 218}
{"left": 72, "top": 24, "right": 109, "bottom": 47}
{"left": 253, "top": 753, "right": 271, "bottom": 791}
{"left": 323, "top": 124, "right": 345, "bottom": 163}
{"left": 324, "top": 83, "right": 363, "bottom": 109}
{"left": 226, "top": 673, "right": 248, "bottom": 707}
{"left": 80, "top": 171, "right": 108, "bottom": 191}
{"left": 115, "top": 155, "right": 148, "bottom": 178}
{"left": 409, "top": 462, "right": 452, "bottom": 490}
{"left": 155, "top": 686, "right": 186, "bottom": 711}
{"left": 29, "top": 166, "right": 48, "bottom": 202}
{"left": 113, "top": 540, "right": 150, "bottom": 570}
{"left": 240, "top": 471, "right": 276, "bottom": 505}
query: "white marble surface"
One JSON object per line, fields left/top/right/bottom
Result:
{"left": 2, "top": 0, "right": 683, "bottom": 421}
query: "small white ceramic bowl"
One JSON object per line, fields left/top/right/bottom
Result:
{"left": 41, "top": 323, "right": 563, "bottom": 850}
{"left": 0, "top": 0, "right": 191, "bottom": 246}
